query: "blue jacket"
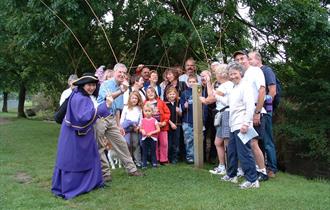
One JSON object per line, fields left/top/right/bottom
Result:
{"left": 180, "top": 88, "right": 193, "bottom": 124}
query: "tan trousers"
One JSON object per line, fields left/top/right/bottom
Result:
{"left": 95, "top": 115, "right": 137, "bottom": 177}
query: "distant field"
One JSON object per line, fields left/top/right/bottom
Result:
{"left": 0, "top": 99, "right": 32, "bottom": 110}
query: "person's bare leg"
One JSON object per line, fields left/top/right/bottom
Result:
{"left": 215, "top": 137, "right": 225, "bottom": 165}
{"left": 251, "top": 139, "right": 266, "bottom": 169}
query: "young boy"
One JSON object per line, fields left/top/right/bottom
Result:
{"left": 180, "top": 75, "right": 198, "bottom": 164}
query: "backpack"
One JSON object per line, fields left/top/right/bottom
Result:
{"left": 261, "top": 65, "right": 282, "bottom": 111}
{"left": 273, "top": 77, "right": 282, "bottom": 111}
{"left": 54, "top": 97, "right": 68, "bottom": 124}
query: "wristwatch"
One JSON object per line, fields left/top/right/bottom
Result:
{"left": 254, "top": 110, "right": 261, "bottom": 114}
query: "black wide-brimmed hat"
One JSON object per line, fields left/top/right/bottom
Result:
{"left": 72, "top": 73, "right": 99, "bottom": 86}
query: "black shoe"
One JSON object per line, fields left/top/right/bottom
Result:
{"left": 258, "top": 172, "right": 269, "bottom": 182}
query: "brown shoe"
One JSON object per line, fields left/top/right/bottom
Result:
{"left": 128, "top": 170, "right": 144, "bottom": 177}
{"left": 267, "top": 170, "right": 276, "bottom": 178}
{"left": 104, "top": 175, "right": 112, "bottom": 182}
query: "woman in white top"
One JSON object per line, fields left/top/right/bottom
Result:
{"left": 221, "top": 62, "right": 259, "bottom": 189}
{"left": 123, "top": 75, "right": 146, "bottom": 105}
{"left": 209, "top": 64, "right": 234, "bottom": 175}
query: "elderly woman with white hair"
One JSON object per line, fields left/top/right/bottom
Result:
{"left": 221, "top": 62, "right": 260, "bottom": 189}
{"left": 208, "top": 64, "right": 234, "bottom": 175}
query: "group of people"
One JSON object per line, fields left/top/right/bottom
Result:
{"left": 52, "top": 50, "right": 279, "bottom": 199}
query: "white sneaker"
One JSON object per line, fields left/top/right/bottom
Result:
{"left": 221, "top": 175, "right": 238, "bottom": 183}
{"left": 209, "top": 165, "right": 226, "bottom": 175}
{"left": 239, "top": 180, "right": 260, "bottom": 189}
{"left": 237, "top": 168, "right": 244, "bottom": 177}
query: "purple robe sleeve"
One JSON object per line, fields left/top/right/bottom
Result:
{"left": 97, "top": 102, "right": 111, "bottom": 118}
{"left": 64, "top": 91, "right": 109, "bottom": 135}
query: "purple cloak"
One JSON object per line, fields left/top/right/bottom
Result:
{"left": 51, "top": 89, "right": 110, "bottom": 199}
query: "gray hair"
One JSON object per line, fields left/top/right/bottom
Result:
{"left": 200, "top": 70, "right": 211, "bottom": 77}
{"left": 68, "top": 74, "right": 78, "bottom": 84}
{"left": 211, "top": 61, "right": 220, "bottom": 67}
{"left": 215, "top": 64, "right": 228, "bottom": 79}
{"left": 113, "top": 63, "right": 127, "bottom": 72}
{"left": 249, "top": 51, "right": 262, "bottom": 62}
{"left": 226, "top": 62, "right": 245, "bottom": 76}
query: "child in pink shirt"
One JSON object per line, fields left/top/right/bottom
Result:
{"left": 140, "top": 102, "right": 160, "bottom": 168}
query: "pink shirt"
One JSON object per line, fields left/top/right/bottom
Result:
{"left": 140, "top": 117, "right": 158, "bottom": 141}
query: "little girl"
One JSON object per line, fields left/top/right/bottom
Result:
{"left": 140, "top": 103, "right": 160, "bottom": 168}
{"left": 165, "top": 87, "right": 182, "bottom": 164}
{"left": 145, "top": 87, "right": 171, "bottom": 164}
{"left": 120, "top": 91, "right": 143, "bottom": 167}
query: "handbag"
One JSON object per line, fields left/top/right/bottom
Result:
{"left": 213, "top": 106, "right": 229, "bottom": 127}
{"left": 54, "top": 97, "right": 69, "bottom": 124}
{"left": 214, "top": 111, "right": 222, "bottom": 127}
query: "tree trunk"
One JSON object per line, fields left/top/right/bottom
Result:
{"left": 2, "top": 91, "right": 8, "bottom": 112}
{"left": 17, "top": 83, "right": 27, "bottom": 118}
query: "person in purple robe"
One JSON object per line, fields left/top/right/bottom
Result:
{"left": 51, "top": 73, "right": 113, "bottom": 200}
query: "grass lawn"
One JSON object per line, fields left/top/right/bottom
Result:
{"left": 1, "top": 112, "right": 330, "bottom": 210}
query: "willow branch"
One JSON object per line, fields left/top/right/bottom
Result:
{"left": 39, "top": 0, "right": 96, "bottom": 70}
{"left": 83, "top": 0, "right": 118, "bottom": 63}
{"left": 179, "top": 0, "right": 208, "bottom": 63}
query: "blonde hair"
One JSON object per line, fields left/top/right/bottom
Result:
{"left": 127, "top": 91, "right": 143, "bottom": 110}
{"left": 166, "top": 87, "right": 179, "bottom": 101}
{"left": 215, "top": 64, "right": 229, "bottom": 79}
{"left": 145, "top": 86, "right": 159, "bottom": 100}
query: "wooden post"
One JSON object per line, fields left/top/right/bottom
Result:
{"left": 192, "top": 84, "right": 203, "bottom": 168}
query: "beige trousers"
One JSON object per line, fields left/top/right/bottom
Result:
{"left": 95, "top": 115, "right": 137, "bottom": 177}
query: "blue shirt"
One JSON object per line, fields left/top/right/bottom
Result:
{"left": 261, "top": 65, "right": 276, "bottom": 94}
{"left": 97, "top": 79, "right": 124, "bottom": 114}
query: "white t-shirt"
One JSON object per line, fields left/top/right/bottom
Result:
{"left": 119, "top": 105, "right": 143, "bottom": 125}
{"left": 90, "top": 95, "right": 98, "bottom": 108}
{"left": 243, "top": 66, "right": 266, "bottom": 113}
{"left": 59, "top": 88, "right": 72, "bottom": 105}
{"left": 123, "top": 88, "right": 146, "bottom": 106}
{"left": 215, "top": 80, "right": 234, "bottom": 111}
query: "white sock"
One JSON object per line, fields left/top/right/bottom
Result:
{"left": 259, "top": 168, "right": 267, "bottom": 175}
{"left": 218, "top": 164, "right": 225, "bottom": 169}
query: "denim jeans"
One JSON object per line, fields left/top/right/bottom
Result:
{"left": 227, "top": 130, "right": 258, "bottom": 182}
{"left": 182, "top": 123, "right": 194, "bottom": 161}
{"left": 261, "top": 113, "right": 278, "bottom": 172}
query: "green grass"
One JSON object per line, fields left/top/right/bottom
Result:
{"left": 1, "top": 112, "right": 330, "bottom": 210}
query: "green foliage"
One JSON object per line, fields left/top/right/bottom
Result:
{"left": 274, "top": 98, "right": 330, "bottom": 162}
{"left": 243, "top": 0, "right": 330, "bottom": 163}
